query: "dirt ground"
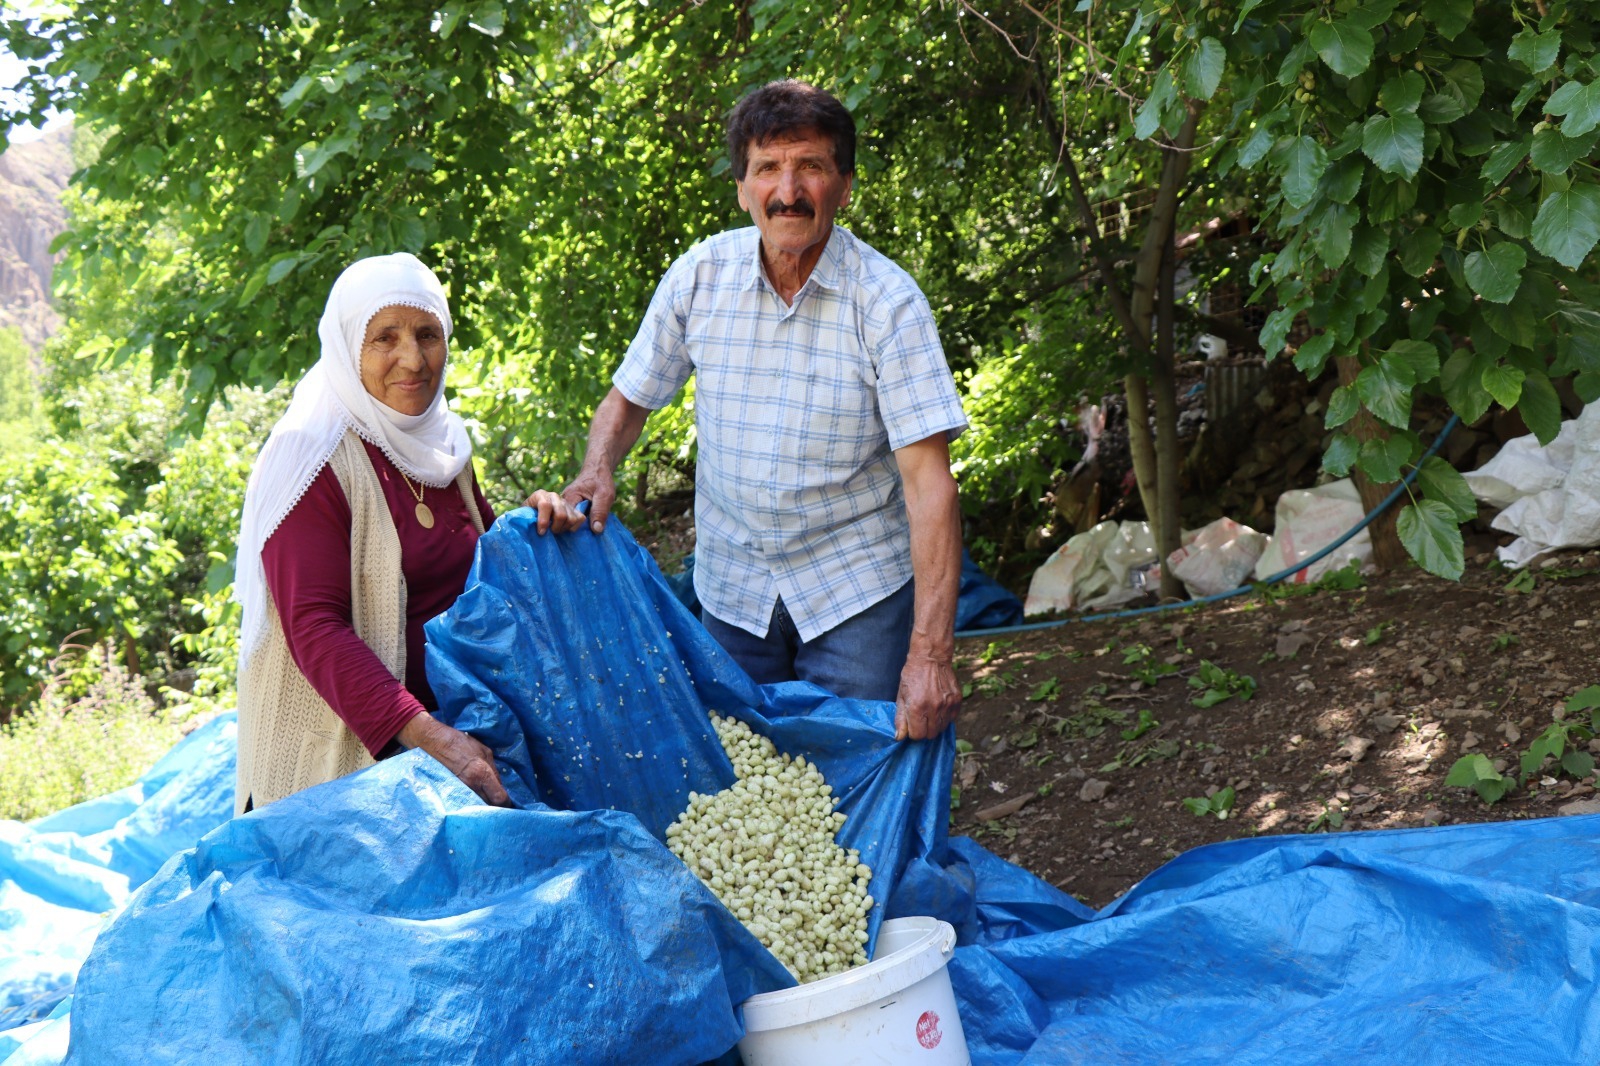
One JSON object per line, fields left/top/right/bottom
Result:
{"left": 634, "top": 509, "right": 1600, "bottom": 911}
{"left": 946, "top": 544, "right": 1600, "bottom": 909}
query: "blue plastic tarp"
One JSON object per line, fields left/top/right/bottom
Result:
{"left": 61, "top": 752, "right": 790, "bottom": 1065}
{"left": 0, "top": 715, "right": 236, "bottom": 1033}
{"left": 11, "top": 511, "right": 1600, "bottom": 1064}
{"left": 956, "top": 548, "right": 1025, "bottom": 633}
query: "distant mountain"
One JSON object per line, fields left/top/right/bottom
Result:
{"left": 0, "top": 125, "right": 71, "bottom": 348}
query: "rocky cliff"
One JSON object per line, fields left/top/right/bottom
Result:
{"left": 0, "top": 125, "right": 71, "bottom": 348}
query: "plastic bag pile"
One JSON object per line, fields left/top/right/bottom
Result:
{"left": 1465, "top": 401, "right": 1600, "bottom": 566}
{"left": 7, "top": 513, "right": 1600, "bottom": 1063}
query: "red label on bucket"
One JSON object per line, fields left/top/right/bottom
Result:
{"left": 916, "top": 1010, "right": 942, "bottom": 1049}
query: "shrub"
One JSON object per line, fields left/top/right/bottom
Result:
{"left": 0, "top": 641, "right": 182, "bottom": 822}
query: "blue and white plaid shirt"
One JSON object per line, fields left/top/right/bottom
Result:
{"left": 615, "top": 225, "right": 967, "bottom": 641}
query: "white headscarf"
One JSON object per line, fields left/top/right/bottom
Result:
{"left": 235, "top": 253, "right": 473, "bottom": 661}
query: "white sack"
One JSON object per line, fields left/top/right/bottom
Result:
{"left": 1462, "top": 418, "right": 1578, "bottom": 510}
{"left": 1083, "top": 522, "right": 1158, "bottom": 611}
{"left": 1024, "top": 521, "right": 1120, "bottom": 615}
{"left": 1024, "top": 520, "right": 1156, "bottom": 615}
{"left": 1253, "top": 479, "right": 1372, "bottom": 583}
{"left": 1168, "top": 517, "right": 1268, "bottom": 598}
{"left": 1479, "top": 403, "right": 1600, "bottom": 566}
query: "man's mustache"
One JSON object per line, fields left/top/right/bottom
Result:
{"left": 766, "top": 199, "right": 815, "bottom": 217}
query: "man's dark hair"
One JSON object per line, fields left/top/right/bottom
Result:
{"left": 726, "top": 79, "right": 856, "bottom": 180}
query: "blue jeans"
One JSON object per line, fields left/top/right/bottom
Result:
{"left": 702, "top": 581, "right": 914, "bottom": 702}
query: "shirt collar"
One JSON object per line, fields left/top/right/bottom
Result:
{"left": 743, "top": 225, "right": 847, "bottom": 295}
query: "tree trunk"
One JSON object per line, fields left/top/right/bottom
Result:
{"left": 1153, "top": 226, "right": 1183, "bottom": 600}
{"left": 1123, "top": 372, "right": 1160, "bottom": 531}
{"left": 1334, "top": 355, "right": 1407, "bottom": 570}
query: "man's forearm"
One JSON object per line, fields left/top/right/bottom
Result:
{"left": 900, "top": 446, "right": 962, "bottom": 663}
{"left": 579, "top": 386, "right": 651, "bottom": 479}
{"left": 906, "top": 484, "right": 960, "bottom": 660}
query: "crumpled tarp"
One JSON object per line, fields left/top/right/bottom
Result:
{"left": 60, "top": 752, "right": 790, "bottom": 1066}
{"left": 0, "top": 714, "right": 236, "bottom": 1033}
{"left": 11, "top": 512, "right": 1600, "bottom": 1064}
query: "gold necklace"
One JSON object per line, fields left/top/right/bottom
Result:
{"left": 397, "top": 470, "right": 435, "bottom": 529}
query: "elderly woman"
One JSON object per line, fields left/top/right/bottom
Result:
{"left": 234, "top": 253, "right": 576, "bottom": 812}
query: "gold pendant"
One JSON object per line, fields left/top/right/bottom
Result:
{"left": 415, "top": 502, "right": 435, "bottom": 529}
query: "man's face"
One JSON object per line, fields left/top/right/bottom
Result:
{"left": 735, "top": 127, "right": 853, "bottom": 260}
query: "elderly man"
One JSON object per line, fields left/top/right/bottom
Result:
{"left": 537, "top": 79, "right": 965, "bottom": 741}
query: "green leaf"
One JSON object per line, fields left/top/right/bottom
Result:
{"left": 1441, "top": 60, "right": 1486, "bottom": 114}
{"left": 1463, "top": 242, "right": 1527, "bottom": 304}
{"left": 1349, "top": 225, "right": 1389, "bottom": 276}
{"left": 1560, "top": 81, "right": 1600, "bottom": 139}
{"left": 1355, "top": 357, "right": 1415, "bottom": 428}
{"left": 266, "top": 256, "right": 299, "bottom": 286}
{"left": 1445, "top": 753, "right": 1495, "bottom": 788}
{"left": 1399, "top": 228, "right": 1442, "bottom": 277}
{"left": 1530, "top": 128, "right": 1600, "bottom": 175}
{"left": 1531, "top": 185, "right": 1600, "bottom": 269}
{"left": 1546, "top": 80, "right": 1586, "bottom": 117}
{"left": 1562, "top": 750, "right": 1596, "bottom": 779}
{"left": 1239, "top": 122, "right": 1276, "bottom": 168}
{"left": 1517, "top": 371, "right": 1563, "bottom": 445}
{"left": 1378, "top": 71, "right": 1424, "bottom": 114}
{"left": 244, "top": 213, "right": 270, "bottom": 257}
{"left": 1446, "top": 347, "right": 1491, "bottom": 422}
{"left": 1422, "top": 0, "right": 1473, "bottom": 39}
{"left": 1362, "top": 112, "right": 1425, "bottom": 179}
{"left": 1508, "top": 28, "right": 1562, "bottom": 73}
{"left": 1323, "top": 432, "right": 1360, "bottom": 476}
{"left": 1276, "top": 135, "right": 1328, "bottom": 209}
{"left": 1315, "top": 203, "right": 1356, "bottom": 267}
{"left": 1259, "top": 305, "right": 1297, "bottom": 358}
{"left": 1233, "top": 0, "right": 1269, "bottom": 30}
{"left": 1397, "top": 499, "right": 1465, "bottom": 580}
{"left": 1388, "top": 339, "right": 1441, "bottom": 384}
{"left": 1417, "top": 456, "right": 1476, "bottom": 521}
{"left": 1294, "top": 332, "right": 1336, "bottom": 375}
{"left": 1480, "top": 301, "right": 1538, "bottom": 349}
{"left": 1185, "top": 37, "right": 1226, "bottom": 100}
{"left": 467, "top": 1, "right": 506, "bottom": 36}
{"left": 1418, "top": 93, "right": 1467, "bottom": 124}
{"left": 1359, "top": 433, "right": 1415, "bottom": 483}
{"left": 1310, "top": 20, "right": 1374, "bottom": 78}
{"left": 1448, "top": 201, "right": 1484, "bottom": 230}
{"left": 436, "top": 1, "right": 465, "bottom": 38}
{"left": 1326, "top": 383, "right": 1359, "bottom": 429}
{"left": 1135, "top": 70, "right": 1176, "bottom": 140}
{"left": 1481, "top": 138, "right": 1530, "bottom": 188}
{"left": 1323, "top": 155, "right": 1365, "bottom": 204}
{"left": 1481, "top": 362, "right": 1526, "bottom": 409}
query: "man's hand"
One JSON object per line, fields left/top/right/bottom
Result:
{"left": 398, "top": 712, "right": 511, "bottom": 807}
{"left": 895, "top": 654, "right": 961, "bottom": 741}
{"left": 560, "top": 468, "right": 617, "bottom": 534}
{"left": 524, "top": 489, "right": 587, "bottom": 535}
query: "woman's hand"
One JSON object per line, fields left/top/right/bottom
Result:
{"left": 398, "top": 712, "right": 511, "bottom": 806}
{"left": 524, "top": 489, "right": 588, "bottom": 535}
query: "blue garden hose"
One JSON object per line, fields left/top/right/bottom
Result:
{"left": 953, "top": 414, "right": 1462, "bottom": 640}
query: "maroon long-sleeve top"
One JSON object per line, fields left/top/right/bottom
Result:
{"left": 261, "top": 439, "right": 494, "bottom": 756}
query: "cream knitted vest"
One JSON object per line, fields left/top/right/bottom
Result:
{"left": 234, "top": 431, "right": 485, "bottom": 814}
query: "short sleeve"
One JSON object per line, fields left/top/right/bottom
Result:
{"left": 613, "top": 252, "right": 697, "bottom": 409}
{"left": 871, "top": 291, "right": 968, "bottom": 451}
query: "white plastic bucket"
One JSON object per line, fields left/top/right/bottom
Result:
{"left": 737, "top": 916, "right": 969, "bottom": 1065}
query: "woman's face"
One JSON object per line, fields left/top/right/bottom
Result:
{"left": 359, "top": 306, "right": 446, "bottom": 415}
